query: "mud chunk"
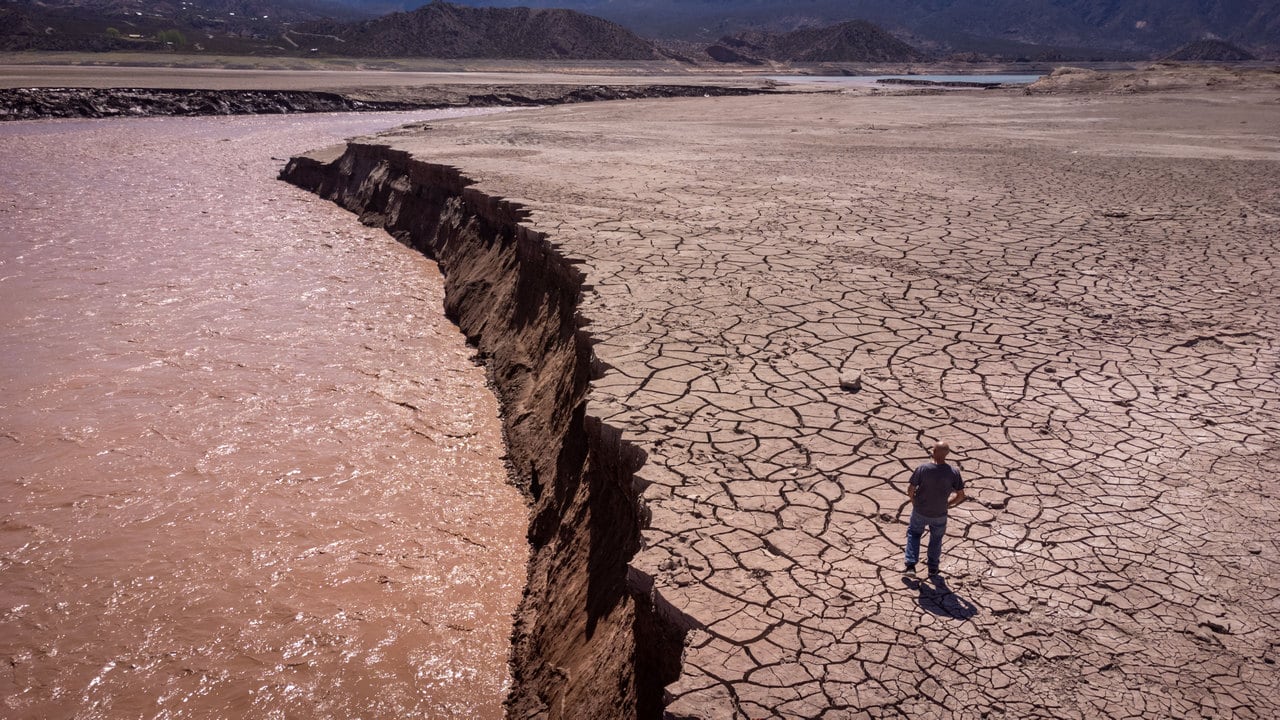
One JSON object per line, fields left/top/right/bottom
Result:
{"left": 839, "top": 371, "right": 863, "bottom": 392}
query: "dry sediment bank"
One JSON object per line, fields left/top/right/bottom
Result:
{"left": 0, "top": 84, "right": 764, "bottom": 120}
{"left": 1025, "top": 63, "right": 1280, "bottom": 94}
{"left": 284, "top": 91, "right": 1280, "bottom": 718}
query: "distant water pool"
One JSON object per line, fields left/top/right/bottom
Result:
{"left": 769, "top": 74, "right": 1042, "bottom": 87}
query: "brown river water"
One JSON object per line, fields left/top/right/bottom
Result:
{"left": 0, "top": 110, "right": 527, "bottom": 719}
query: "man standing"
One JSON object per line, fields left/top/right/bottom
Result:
{"left": 904, "top": 441, "right": 966, "bottom": 576}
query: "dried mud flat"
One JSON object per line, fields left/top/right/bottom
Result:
{"left": 293, "top": 89, "right": 1280, "bottom": 718}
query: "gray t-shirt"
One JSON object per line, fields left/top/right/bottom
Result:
{"left": 909, "top": 462, "right": 964, "bottom": 518}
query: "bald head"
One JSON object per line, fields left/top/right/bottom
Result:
{"left": 931, "top": 441, "right": 951, "bottom": 464}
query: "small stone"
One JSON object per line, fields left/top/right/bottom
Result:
{"left": 839, "top": 371, "right": 863, "bottom": 392}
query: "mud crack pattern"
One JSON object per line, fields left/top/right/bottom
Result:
{"left": 374, "top": 92, "right": 1279, "bottom": 718}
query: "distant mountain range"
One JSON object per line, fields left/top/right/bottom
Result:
{"left": 1, "top": 0, "right": 1275, "bottom": 59}
{"left": 706, "top": 20, "right": 926, "bottom": 65}
{"left": 0, "top": 0, "right": 929, "bottom": 61}
{"left": 290, "top": 2, "right": 661, "bottom": 58}
{"left": 437, "top": 0, "right": 1279, "bottom": 57}
{"left": 289, "top": 3, "right": 935, "bottom": 62}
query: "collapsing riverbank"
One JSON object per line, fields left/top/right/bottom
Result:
{"left": 279, "top": 144, "right": 692, "bottom": 717}
{"left": 0, "top": 84, "right": 763, "bottom": 120}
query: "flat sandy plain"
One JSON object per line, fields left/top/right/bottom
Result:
{"left": 354, "top": 87, "right": 1280, "bottom": 718}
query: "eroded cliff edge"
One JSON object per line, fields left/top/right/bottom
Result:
{"left": 280, "top": 142, "right": 689, "bottom": 718}
{"left": 2, "top": 84, "right": 763, "bottom": 121}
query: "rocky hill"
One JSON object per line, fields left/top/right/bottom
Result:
{"left": 0, "top": 2, "right": 126, "bottom": 51}
{"left": 292, "top": 1, "right": 662, "bottom": 59}
{"left": 436, "top": 0, "right": 1280, "bottom": 58}
{"left": 0, "top": 0, "right": 346, "bottom": 53}
{"left": 0, "top": 0, "right": 666, "bottom": 59}
{"left": 1165, "top": 38, "right": 1257, "bottom": 62}
{"left": 706, "top": 19, "right": 926, "bottom": 64}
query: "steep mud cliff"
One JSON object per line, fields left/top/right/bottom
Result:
{"left": 280, "top": 143, "right": 689, "bottom": 718}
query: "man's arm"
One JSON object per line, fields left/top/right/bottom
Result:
{"left": 907, "top": 482, "right": 916, "bottom": 502}
{"left": 947, "top": 488, "right": 966, "bottom": 508}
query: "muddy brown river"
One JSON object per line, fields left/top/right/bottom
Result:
{"left": 0, "top": 110, "right": 527, "bottom": 718}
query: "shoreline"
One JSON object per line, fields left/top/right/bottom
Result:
{"left": 0, "top": 51, "right": 1101, "bottom": 75}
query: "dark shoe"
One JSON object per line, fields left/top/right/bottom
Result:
{"left": 904, "top": 563, "right": 916, "bottom": 573}
{"left": 927, "top": 565, "right": 940, "bottom": 576}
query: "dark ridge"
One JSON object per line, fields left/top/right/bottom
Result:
{"left": 0, "top": 84, "right": 766, "bottom": 121}
{"left": 0, "top": 88, "right": 410, "bottom": 120}
{"left": 293, "top": 0, "right": 662, "bottom": 59}
{"left": 704, "top": 43, "right": 763, "bottom": 65}
{"left": 1164, "top": 38, "right": 1258, "bottom": 62}
{"left": 279, "top": 141, "right": 696, "bottom": 718}
{"left": 706, "top": 19, "right": 926, "bottom": 64}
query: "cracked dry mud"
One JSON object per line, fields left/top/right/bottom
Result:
{"left": 365, "top": 91, "right": 1277, "bottom": 718}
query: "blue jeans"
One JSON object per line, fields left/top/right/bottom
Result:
{"left": 905, "top": 510, "right": 948, "bottom": 569}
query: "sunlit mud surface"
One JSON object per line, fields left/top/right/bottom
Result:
{"left": 0, "top": 110, "right": 527, "bottom": 719}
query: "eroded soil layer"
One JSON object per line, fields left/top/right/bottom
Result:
{"left": 0, "top": 84, "right": 764, "bottom": 121}
{"left": 280, "top": 146, "right": 687, "bottom": 719}
{"left": 284, "top": 92, "right": 1280, "bottom": 718}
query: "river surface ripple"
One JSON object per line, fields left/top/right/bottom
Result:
{"left": 0, "top": 110, "right": 527, "bottom": 719}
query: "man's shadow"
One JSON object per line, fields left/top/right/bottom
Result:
{"left": 902, "top": 574, "right": 978, "bottom": 620}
